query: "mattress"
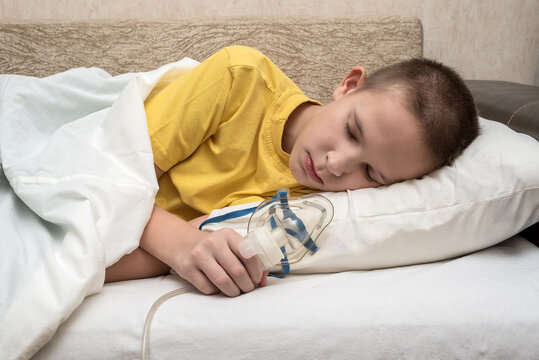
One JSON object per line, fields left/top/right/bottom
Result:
{"left": 34, "top": 235, "right": 539, "bottom": 360}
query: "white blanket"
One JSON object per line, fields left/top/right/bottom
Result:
{"left": 0, "top": 59, "right": 198, "bottom": 360}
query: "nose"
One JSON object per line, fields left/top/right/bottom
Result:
{"left": 327, "top": 149, "right": 356, "bottom": 177}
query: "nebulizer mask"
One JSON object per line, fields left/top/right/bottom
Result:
{"left": 239, "top": 189, "right": 334, "bottom": 274}
{"left": 141, "top": 189, "right": 333, "bottom": 360}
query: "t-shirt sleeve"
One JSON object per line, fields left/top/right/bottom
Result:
{"left": 145, "top": 48, "right": 233, "bottom": 171}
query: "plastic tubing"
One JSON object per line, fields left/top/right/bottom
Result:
{"left": 141, "top": 285, "right": 194, "bottom": 360}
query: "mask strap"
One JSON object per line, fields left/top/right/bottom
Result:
{"left": 277, "top": 190, "right": 318, "bottom": 253}
{"left": 198, "top": 206, "right": 258, "bottom": 230}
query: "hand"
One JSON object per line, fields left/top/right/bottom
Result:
{"left": 172, "top": 227, "right": 266, "bottom": 297}
{"left": 140, "top": 205, "right": 268, "bottom": 297}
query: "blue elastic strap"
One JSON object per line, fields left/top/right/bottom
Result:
{"left": 199, "top": 192, "right": 283, "bottom": 230}
{"left": 277, "top": 189, "right": 317, "bottom": 253}
{"left": 286, "top": 212, "right": 318, "bottom": 253}
{"left": 279, "top": 246, "right": 290, "bottom": 275}
{"left": 198, "top": 206, "right": 257, "bottom": 230}
{"left": 284, "top": 228, "right": 317, "bottom": 253}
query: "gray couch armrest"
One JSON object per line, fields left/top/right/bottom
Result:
{"left": 520, "top": 223, "right": 539, "bottom": 247}
{"left": 465, "top": 80, "right": 539, "bottom": 141}
{"left": 465, "top": 80, "right": 538, "bottom": 246}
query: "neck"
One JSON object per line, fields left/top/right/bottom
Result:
{"left": 282, "top": 102, "right": 320, "bottom": 153}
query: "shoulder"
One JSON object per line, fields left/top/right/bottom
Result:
{"left": 222, "top": 46, "right": 287, "bottom": 81}
{"left": 222, "top": 46, "right": 272, "bottom": 68}
{"left": 220, "top": 46, "right": 298, "bottom": 94}
{"left": 203, "top": 46, "right": 285, "bottom": 78}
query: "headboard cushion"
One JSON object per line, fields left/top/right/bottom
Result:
{"left": 0, "top": 17, "right": 422, "bottom": 103}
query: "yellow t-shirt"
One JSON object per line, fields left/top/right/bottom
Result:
{"left": 145, "top": 46, "right": 318, "bottom": 220}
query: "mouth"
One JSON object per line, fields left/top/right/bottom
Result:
{"left": 305, "top": 153, "right": 323, "bottom": 184}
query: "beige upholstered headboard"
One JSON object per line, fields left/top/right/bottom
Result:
{"left": 0, "top": 17, "right": 422, "bottom": 103}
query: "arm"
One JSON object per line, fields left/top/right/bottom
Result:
{"left": 104, "top": 165, "right": 170, "bottom": 283}
{"left": 106, "top": 165, "right": 267, "bottom": 296}
{"left": 105, "top": 165, "right": 171, "bottom": 283}
{"left": 103, "top": 212, "right": 208, "bottom": 283}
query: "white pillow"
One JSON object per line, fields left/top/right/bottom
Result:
{"left": 203, "top": 118, "right": 539, "bottom": 273}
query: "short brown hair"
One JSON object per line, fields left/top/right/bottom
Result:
{"left": 357, "top": 58, "right": 479, "bottom": 169}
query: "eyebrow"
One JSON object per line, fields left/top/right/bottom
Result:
{"left": 353, "top": 111, "right": 389, "bottom": 185}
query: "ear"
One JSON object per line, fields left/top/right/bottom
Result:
{"left": 332, "top": 66, "right": 367, "bottom": 100}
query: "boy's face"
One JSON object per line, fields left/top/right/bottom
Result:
{"left": 288, "top": 68, "right": 434, "bottom": 191}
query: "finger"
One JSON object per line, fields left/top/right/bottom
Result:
{"left": 258, "top": 271, "right": 269, "bottom": 288}
{"left": 199, "top": 257, "right": 242, "bottom": 297}
{"left": 211, "top": 228, "right": 260, "bottom": 292}
{"left": 230, "top": 238, "right": 264, "bottom": 284}
{"left": 242, "top": 256, "right": 264, "bottom": 285}
{"left": 227, "top": 235, "right": 264, "bottom": 285}
{"left": 214, "top": 247, "right": 256, "bottom": 294}
{"left": 182, "top": 268, "right": 220, "bottom": 295}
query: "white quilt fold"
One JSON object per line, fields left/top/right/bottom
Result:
{"left": 0, "top": 59, "right": 199, "bottom": 360}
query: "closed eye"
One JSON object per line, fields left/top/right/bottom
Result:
{"left": 365, "top": 164, "right": 379, "bottom": 184}
{"left": 345, "top": 123, "right": 356, "bottom": 141}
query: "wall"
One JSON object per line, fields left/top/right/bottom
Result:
{"left": 2, "top": 0, "right": 538, "bottom": 85}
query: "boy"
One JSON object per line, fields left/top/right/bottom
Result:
{"left": 105, "top": 46, "right": 478, "bottom": 297}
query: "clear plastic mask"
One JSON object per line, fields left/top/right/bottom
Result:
{"left": 239, "top": 189, "right": 334, "bottom": 271}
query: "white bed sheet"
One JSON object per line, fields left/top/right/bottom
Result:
{"left": 34, "top": 235, "right": 539, "bottom": 360}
